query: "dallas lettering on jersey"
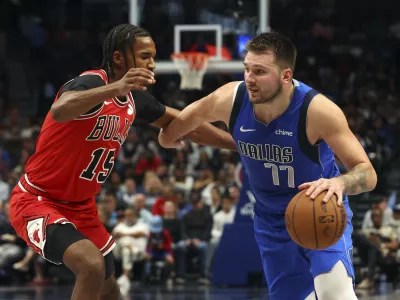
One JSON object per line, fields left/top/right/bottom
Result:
{"left": 86, "top": 115, "right": 131, "bottom": 145}
{"left": 238, "top": 141, "right": 294, "bottom": 163}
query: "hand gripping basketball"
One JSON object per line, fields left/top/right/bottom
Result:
{"left": 298, "top": 178, "right": 344, "bottom": 207}
{"left": 117, "top": 68, "right": 156, "bottom": 94}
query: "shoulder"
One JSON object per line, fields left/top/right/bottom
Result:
{"left": 71, "top": 74, "right": 105, "bottom": 87}
{"left": 211, "top": 81, "right": 243, "bottom": 101}
{"left": 307, "top": 94, "right": 348, "bottom": 137}
{"left": 60, "top": 74, "right": 105, "bottom": 94}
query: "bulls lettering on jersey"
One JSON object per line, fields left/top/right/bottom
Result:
{"left": 229, "top": 80, "right": 342, "bottom": 212}
{"left": 21, "top": 69, "right": 136, "bottom": 202}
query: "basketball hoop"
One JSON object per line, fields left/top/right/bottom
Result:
{"left": 171, "top": 52, "right": 209, "bottom": 90}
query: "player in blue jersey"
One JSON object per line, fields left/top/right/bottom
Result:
{"left": 158, "top": 32, "right": 377, "bottom": 300}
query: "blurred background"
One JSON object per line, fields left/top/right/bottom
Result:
{"left": 0, "top": 0, "right": 400, "bottom": 299}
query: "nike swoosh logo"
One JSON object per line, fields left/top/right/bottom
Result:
{"left": 104, "top": 101, "right": 112, "bottom": 105}
{"left": 240, "top": 126, "right": 256, "bottom": 132}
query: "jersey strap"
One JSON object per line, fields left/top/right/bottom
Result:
{"left": 297, "top": 89, "right": 321, "bottom": 165}
{"left": 229, "top": 81, "right": 246, "bottom": 134}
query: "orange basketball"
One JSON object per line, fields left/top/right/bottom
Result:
{"left": 285, "top": 190, "right": 347, "bottom": 250}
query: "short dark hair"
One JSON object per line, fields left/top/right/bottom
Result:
{"left": 245, "top": 31, "right": 297, "bottom": 70}
{"left": 101, "top": 24, "right": 152, "bottom": 77}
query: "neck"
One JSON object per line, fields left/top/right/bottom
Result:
{"left": 253, "top": 83, "right": 294, "bottom": 124}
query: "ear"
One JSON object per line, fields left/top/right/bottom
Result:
{"left": 112, "top": 50, "right": 125, "bottom": 71}
{"left": 282, "top": 68, "right": 293, "bottom": 84}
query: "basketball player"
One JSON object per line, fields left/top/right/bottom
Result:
{"left": 9, "top": 24, "right": 235, "bottom": 300}
{"left": 158, "top": 32, "right": 377, "bottom": 299}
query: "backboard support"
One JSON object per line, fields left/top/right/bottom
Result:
{"left": 157, "top": 23, "right": 243, "bottom": 74}
{"left": 128, "top": 0, "right": 270, "bottom": 75}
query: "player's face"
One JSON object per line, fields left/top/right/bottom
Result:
{"left": 244, "top": 51, "right": 289, "bottom": 104}
{"left": 131, "top": 37, "right": 157, "bottom": 71}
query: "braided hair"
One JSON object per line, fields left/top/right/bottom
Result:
{"left": 101, "top": 24, "right": 152, "bottom": 78}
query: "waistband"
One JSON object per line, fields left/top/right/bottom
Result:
{"left": 18, "top": 174, "right": 91, "bottom": 204}
{"left": 19, "top": 174, "right": 51, "bottom": 199}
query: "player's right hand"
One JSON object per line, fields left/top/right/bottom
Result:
{"left": 117, "top": 68, "right": 156, "bottom": 94}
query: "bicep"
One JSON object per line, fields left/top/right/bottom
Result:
{"left": 187, "top": 81, "right": 240, "bottom": 125}
{"left": 58, "top": 75, "right": 106, "bottom": 115}
{"left": 310, "top": 96, "right": 370, "bottom": 170}
{"left": 59, "top": 75, "right": 105, "bottom": 96}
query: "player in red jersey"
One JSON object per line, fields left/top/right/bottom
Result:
{"left": 9, "top": 24, "right": 236, "bottom": 300}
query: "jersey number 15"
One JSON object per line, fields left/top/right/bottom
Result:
{"left": 80, "top": 148, "right": 116, "bottom": 183}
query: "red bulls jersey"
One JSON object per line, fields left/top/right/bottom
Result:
{"left": 21, "top": 69, "right": 136, "bottom": 201}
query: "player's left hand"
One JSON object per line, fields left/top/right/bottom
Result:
{"left": 298, "top": 178, "right": 344, "bottom": 207}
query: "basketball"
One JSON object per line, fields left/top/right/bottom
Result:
{"left": 285, "top": 190, "right": 347, "bottom": 250}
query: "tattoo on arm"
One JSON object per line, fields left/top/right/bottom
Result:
{"left": 337, "top": 164, "right": 371, "bottom": 195}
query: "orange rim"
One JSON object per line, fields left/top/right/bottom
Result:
{"left": 171, "top": 52, "right": 209, "bottom": 70}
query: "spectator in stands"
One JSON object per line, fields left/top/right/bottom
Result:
{"left": 113, "top": 208, "right": 149, "bottom": 296}
{"left": 144, "top": 216, "right": 174, "bottom": 284}
{"left": 156, "top": 163, "right": 169, "bottom": 184}
{"left": 117, "top": 130, "right": 145, "bottom": 170}
{"left": 0, "top": 202, "right": 25, "bottom": 272}
{"left": 0, "top": 175, "right": 9, "bottom": 202}
{"left": 362, "top": 193, "right": 393, "bottom": 230}
{"left": 169, "top": 149, "right": 192, "bottom": 176}
{"left": 171, "top": 167, "right": 194, "bottom": 198}
{"left": 163, "top": 201, "right": 181, "bottom": 249}
{"left": 103, "top": 171, "right": 124, "bottom": 198}
{"left": 175, "top": 190, "right": 192, "bottom": 219}
{"left": 206, "top": 193, "right": 236, "bottom": 276}
{"left": 0, "top": 146, "right": 11, "bottom": 180}
{"left": 134, "top": 193, "right": 153, "bottom": 225}
{"left": 136, "top": 149, "right": 163, "bottom": 175}
{"left": 228, "top": 185, "right": 240, "bottom": 206}
{"left": 152, "top": 184, "right": 176, "bottom": 216}
{"left": 193, "top": 167, "right": 214, "bottom": 192}
{"left": 120, "top": 178, "right": 138, "bottom": 206}
{"left": 208, "top": 186, "right": 222, "bottom": 215}
{"left": 13, "top": 247, "right": 52, "bottom": 285}
{"left": 143, "top": 171, "right": 163, "bottom": 208}
{"left": 390, "top": 204, "right": 400, "bottom": 263}
{"left": 355, "top": 207, "right": 399, "bottom": 289}
{"left": 103, "top": 192, "right": 126, "bottom": 227}
{"left": 196, "top": 150, "right": 211, "bottom": 171}
{"left": 97, "top": 204, "right": 113, "bottom": 233}
{"left": 175, "top": 194, "right": 213, "bottom": 284}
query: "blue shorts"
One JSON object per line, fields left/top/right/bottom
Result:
{"left": 254, "top": 201, "right": 354, "bottom": 300}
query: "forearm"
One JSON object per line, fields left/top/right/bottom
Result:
{"left": 336, "top": 163, "right": 377, "bottom": 195}
{"left": 160, "top": 106, "right": 204, "bottom": 147}
{"left": 113, "top": 232, "right": 125, "bottom": 238}
{"left": 159, "top": 103, "right": 236, "bottom": 151}
{"left": 51, "top": 82, "right": 119, "bottom": 122}
{"left": 184, "top": 122, "right": 237, "bottom": 151}
{"left": 384, "top": 240, "right": 398, "bottom": 250}
{"left": 131, "top": 232, "right": 147, "bottom": 238}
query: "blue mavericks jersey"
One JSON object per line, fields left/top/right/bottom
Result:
{"left": 229, "top": 80, "right": 342, "bottom": 213}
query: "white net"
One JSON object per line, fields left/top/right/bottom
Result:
{"left": 171, "top": 52, "right": 209, "bottom": 90}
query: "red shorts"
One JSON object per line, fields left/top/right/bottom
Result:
{"left": 10, "top": 184, "right": 115, "bottom": 263}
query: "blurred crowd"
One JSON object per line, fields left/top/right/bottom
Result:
{"left": 0, "top": 0, "right": 400, "bottom": 293}
{"left": 354, "top": 194, "right": 400, "bottom": 290}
